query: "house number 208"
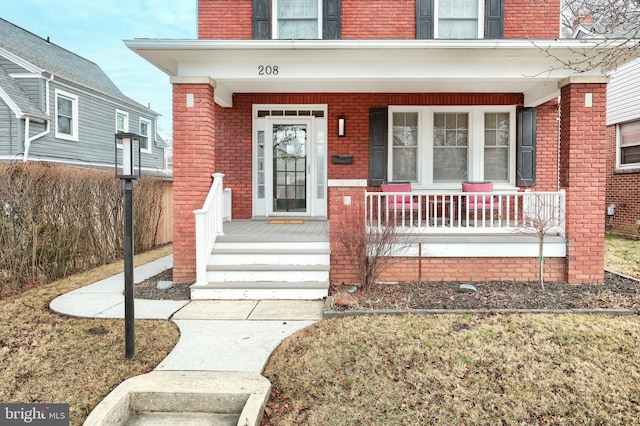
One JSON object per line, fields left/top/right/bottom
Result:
{"left": 258, "top": 65, "right": 279, "bottom": 75}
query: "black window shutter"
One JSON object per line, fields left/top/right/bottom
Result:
{"left": 253, "top": 0, "right": 271, "bottom": 40}
{"left": 369, "top": 108, "right": 389, "bottom": 187}
{"left": 517, "top": 107, "right": 537, "bottom": 187}
{"left": 323, "top": 0, "right": 341, "bottom": 39}
{"left": 416, "top": 0, "right": 435, "bottom": 39}
{"left": 485, "top": 0, "right": 504, "bottom": 39}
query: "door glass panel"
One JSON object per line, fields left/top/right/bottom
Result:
{"left": 273, "top": 124, "right": 307, "bottom": 212}
{"left": 257, "top": 131, "right": 265, "bottom": 199}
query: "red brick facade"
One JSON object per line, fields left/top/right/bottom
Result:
{"left": 560, "top": 80, "right": 608, "bottom": 284}
{"left": 197, "top": 0, "right": 561, "bottom": 40}
{"left": 167, "top": 1, "right": 608, "bottom": 285}
{"left": 605, "top": 125, "right": 640, "bottom": 237}
{"left": 172, "top": 80, "right": 219, "bottom": 282}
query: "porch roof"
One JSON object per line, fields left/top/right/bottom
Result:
{"left": 124, "top": 38, "right": 632, "bottom": 108}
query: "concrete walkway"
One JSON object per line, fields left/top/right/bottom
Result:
{"left": 50, "top": 255, "right": 324, "bottom": 373}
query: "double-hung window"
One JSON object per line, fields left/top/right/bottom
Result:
{"left": 139, "top": 118, "right": 151, "bottom": 153}
{"left": 273, "top": 0, "right": 321, "bottom": 39}
{"left": 435, "top": 0, "right": 484, "bottom": 39}
{"left": 618, "top": 120, "right": 640, "bottom": 167}
{"left": 55, "top": 89, "right": 79, "bottom": 141}
{"left": 116, "top": 110, "right": 129, "bottom": 148}
{"left": 388, "top": 106, "right": 515, "bottom": 187}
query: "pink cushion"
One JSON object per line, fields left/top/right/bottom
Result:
{"left": 381, "top": 183, "right": 419, "bottom": 210}
{"left": 462, "top": 182, "right": 497, "bottom": 211}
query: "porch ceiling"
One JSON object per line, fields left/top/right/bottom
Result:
{"left": 125, "top": 38, "right": 631, "bottom": 108}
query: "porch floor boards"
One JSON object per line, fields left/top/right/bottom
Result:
{"left": 219, "top": 219, "right": 329, "bottom": 243}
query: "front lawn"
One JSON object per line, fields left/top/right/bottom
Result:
{"left": 262, "top": 314, "right": 640, "bottom": 425}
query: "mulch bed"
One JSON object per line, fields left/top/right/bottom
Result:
{"left": 330, "top": 271, "right": 640, "bottom": 311}
{"left": 136, "top": 268, "right": 640, "bottom": 312}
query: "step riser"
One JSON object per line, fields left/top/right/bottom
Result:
{"left": 209, "top": 253, "right": 330, "bottom": 266}
{"left": 214, "top": 242, "right": 329, "bottom": 250}
{"left": 191, "top": 288, "right": 328, "bottom": 300}
{"left": 207, "top": 270, "right": 329, "bottom": 283}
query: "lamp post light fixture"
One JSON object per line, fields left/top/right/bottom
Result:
{"left": 115, "top": 132, "right": 141, "bottom": 359}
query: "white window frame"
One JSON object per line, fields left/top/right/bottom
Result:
{"left": 115, "top": 109, "right": 129, "bottom": 149}
{"left": 616, "top": 119, "right": 640, "bottom": 169}
{"left": 139, "top": 118, "right": 152, "bottom": 153}
{"left": 272, "top": 0, "right": 323, "bottom": 39}
{"left": 434, "top": 0, "right": 485, "bottom": 39}
{"left": 54, "top": 89, "right": 79, "bottom": 141}
{"left": 388, "top": 105, "right": 516, "bottom": 190}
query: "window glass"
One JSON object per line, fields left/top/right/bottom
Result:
{"left": 140, "top": 120, "right": 150, "bottom": 151}
{"left": 620, "top": 120, "right": 640, "bottom": 166}
{"left": 117, "top": 113, "right": 127, "bottom": 133}
{"left": 484, "top": 112, "right": 510, "bottom": 181}
{"left": 392, "top": 112, "right": 418, "bottom": 181}
{"left": 438, "top": 0, "right": 479, "bottom": 38}
{"left": 277, "top": 0, "right": 319, "bottom": 39}
{"left": 57, "top": 97, "right": 73, "bottom": 135}
{"left": 433, "top": 112, "right": 468, "bottom": 182}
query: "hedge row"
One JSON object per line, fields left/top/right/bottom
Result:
{"left": 0, "top": 162, "right": 166, "bottom": 291}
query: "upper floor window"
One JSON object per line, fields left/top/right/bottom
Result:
{"left": 273, "top": 0, "right": 322, "bottom": 39}
{"left": 436, "top": 0, "right": 483, "bottom": 39}
{"left": 55, "top": 89, "right": 78, "bottom": 141}
{"left": 116, "top": 110, "right": 129, "bottom": 134}
{"left": 618, "top": 120, "right": 640, "bottom": 167}
{"left": 139, "top": 118, "right": 151, "bottom": 153}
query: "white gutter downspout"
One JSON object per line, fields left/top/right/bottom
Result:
{"left": 23, "top": 74, "right": 54, "bottom": 162}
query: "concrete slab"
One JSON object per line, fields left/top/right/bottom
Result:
{"left": 70, "top": 278, "right": 124, "bottom": 294}
{"left": 156, "top": 320, "right": 314, "bottom": 372}
{"left": 249, "top": 300, "right": 324, "bottom": 321}
{"left": 84, "top": 371, "right": 270, "bottom": 426}
{"left": 97, "top": 299, "right": 189, "bottom": 320}
{"left": 172, "top": 300, "right": 258, "bottom": 320}
{"left": 49, "top": 292, "right": 123, "bottom": 317}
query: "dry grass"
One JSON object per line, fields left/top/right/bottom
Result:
{"left": 0, "top": 245, "right": 178, "bottom": 426}
{"left": 263, "top": 314, "right": 640, "bottom": 425}
{"left": 605, "top": 235, "right": 640, "bottom": 279}
{"left": 262, "top": 236, "right": 640, "bottom": 425}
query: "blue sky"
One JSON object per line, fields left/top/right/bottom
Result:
{"left": 2, "top": 0, "right": 197, "bottom": 140}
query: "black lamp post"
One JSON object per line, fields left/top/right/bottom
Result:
{"left": 115, "top": 132, "right": 141, "bottom": 359}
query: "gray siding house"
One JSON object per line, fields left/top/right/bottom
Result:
{"left": 0, "top": 18, "right": 170, "bottom": 177}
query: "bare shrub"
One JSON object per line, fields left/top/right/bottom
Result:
{"left": 0, "top": 162, "right": 167, "bottom": 292}
{"left": 331, "top": 206, "right": 412, "bottom": 291}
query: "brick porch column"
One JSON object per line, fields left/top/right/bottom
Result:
{"left": 171, "top": 77, "right": 217, "bottom": 283}
{"left": 559, "top": 77, "right": 609, "bottom": 284}
{"left": 328, "top": 179, "right": 368, "bottom": 285}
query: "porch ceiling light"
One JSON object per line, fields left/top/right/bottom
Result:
{"left": 338, "top": 115, "right": 345, "bottom": 137}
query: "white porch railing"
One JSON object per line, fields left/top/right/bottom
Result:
{"left": 365, "top": 189, "right": 566, "bottom": 235}
{"left": 194, "top": 173, "right": 225, "bottom": 285}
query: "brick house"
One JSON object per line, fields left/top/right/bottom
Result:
{"left": 126, "top": 0, "right": 636, "bottom": 299}
{"left": 605, "top": 58, "right": 640, "bottom": 237}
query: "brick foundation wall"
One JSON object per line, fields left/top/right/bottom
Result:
{"left": 328, "top": 185, "right": 366, "bottom": 284}
{"left": 560, "top": 81, "right": 608, "bottom": 284}
{"left": 196, "top": 0, "right": 561, "bottom": 40}
{"left": 172, "top": 82, "right": 218, "bottom": 282}
{"left": 378, "top": 257, "right": 566, "bottom": 283}
{"left": 605, "top": 125, "right": 640, "bottom": 237}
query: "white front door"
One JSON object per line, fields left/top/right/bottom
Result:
{"left": 253, "top": 106, "right": 327, "bottom": 218}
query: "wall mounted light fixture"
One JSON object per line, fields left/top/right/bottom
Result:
{"left": 337, "top": 116, "right": 345, "bottom": 137}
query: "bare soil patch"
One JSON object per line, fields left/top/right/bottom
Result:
{"left": 134, "top": 268, "right": 191, "bottom": 300}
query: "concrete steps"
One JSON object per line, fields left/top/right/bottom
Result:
{"left": 191, "top": 241, "right": 331, "bottom": 300}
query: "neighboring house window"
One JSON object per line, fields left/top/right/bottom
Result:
{"left": 139, "top": 118, "right": 151, "bottom": 153}
{"left": 388, "top": 106, "right": 515, "bottom": 186}
{"left": 618, "top": 120, "right": 640, "bottom": 167}
{"left": 115, "top": 110, "right": 129, "bottom": 149}
{"left": 436, "top": 0, "right": 484, "bottom": 39}
{"left": 273, "top": 0, "right": 321, "bottom": 39}
{"left": 55, "top": 89, "right": 79, "bottom": 141}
